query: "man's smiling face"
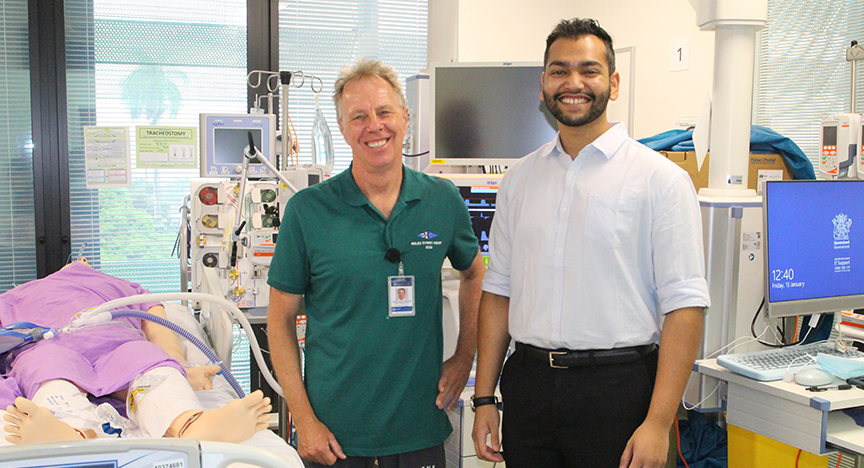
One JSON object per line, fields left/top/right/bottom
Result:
{"left": 541, "top": 35, "right": 619, "bottom": 129}
{"left": 337, "top": 75, "right": 409, "bottom": 172}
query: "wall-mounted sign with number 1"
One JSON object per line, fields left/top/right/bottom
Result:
{"left": 670, "top": 36, "right": 690, "bottom": 72}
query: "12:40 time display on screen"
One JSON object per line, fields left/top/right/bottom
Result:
{"left": 771, "top": 268, "right": 794, "bottom": 281}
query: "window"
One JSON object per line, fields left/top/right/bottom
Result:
{"left": 754, "top": 0, "right": 864, "bottom": 170}
{"left": 64, "top": 0, "right": 248, "bottom": 291}
{"left": 0, "top": 0, "right": 36, "bottom": 292}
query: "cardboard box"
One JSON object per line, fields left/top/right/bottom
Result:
{"left": 660, "top": 151, "right": 791, "bottom": 193}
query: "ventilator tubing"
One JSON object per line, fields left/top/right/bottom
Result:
{"left": 108, "top": 309, "right": 246, "bottom": 398}
{"left": 80, "top": 292, "right": 283, "bottom": 397}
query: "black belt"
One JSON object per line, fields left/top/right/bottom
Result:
{"left": 516, "top": 342, "right": 657, "bottom": 369}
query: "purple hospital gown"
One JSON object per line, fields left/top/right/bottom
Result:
{"left": 0, "top": 262, "right": 184, "bottom": 407}
{"left": 0, "top": 375, "right": 21, "bottom": 407}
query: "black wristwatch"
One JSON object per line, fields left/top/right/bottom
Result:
{"left": 470, "top": 395, "right": 499, "bottom": 411}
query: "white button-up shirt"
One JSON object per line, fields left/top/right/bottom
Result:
{"left": 482, "top": 123, "right": 710, "bottom": 350}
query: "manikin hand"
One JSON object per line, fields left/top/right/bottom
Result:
{"left": 185, "top": 365, "right": 221, "bottom": 391}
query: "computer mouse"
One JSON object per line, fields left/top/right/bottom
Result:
{"left": 794, "top": 368, "right": 834, "bottom": 386}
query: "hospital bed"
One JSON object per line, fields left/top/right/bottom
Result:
{"left": 0, "top": 292, "right": 304, "bottom": 468}
{"left": 0, "top": 439, "right": 294, "bottom": 468}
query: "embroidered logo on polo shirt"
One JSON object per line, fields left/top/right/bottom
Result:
{"left": 412, "top": 231, "right": 443, "bottom": 249}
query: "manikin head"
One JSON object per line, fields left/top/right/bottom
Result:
{"left": 61, "top": 257, "right": 90, "bottom": 271}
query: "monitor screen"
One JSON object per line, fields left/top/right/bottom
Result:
{"left": 200, "top": 114, "right": 276, "bottom": 178}
{"left": 823, "top": 125, "right": 837, "bottom": 146}
{"left": 458, "top": 185, "right": 497, "bottom": 259}
{"left": 213, "top": 127, "right": 264, "bottom": 164}
{"left": 431, "top": 63, "right": 558, "bottom": 160}
{"left": 764, "top": 180, "right": 864, "bottom": 317}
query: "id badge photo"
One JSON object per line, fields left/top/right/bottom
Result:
{"left": 388, "top": 276, "right": 415, "bottom": 317}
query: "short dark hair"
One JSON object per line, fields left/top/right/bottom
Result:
{"left": 544, "top": 18, "right": 615, "bottom": 74}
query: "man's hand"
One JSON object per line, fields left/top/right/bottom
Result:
{"left": 296, "top": 419, "right": 347, "bottom": 465}
{"left": 472, "top": 405, "right": 504, "bottom": 463}
{"left": 618, "top": 419, "right": 669, "bottom": 468}
{"left": 436, "top": 353, "right": 473, "bottom": 410}
{"left": 619, "top": 308, "right": 703, "bottom": 467}
{"left": 268, "top": 289, "right": 340, "bottom": 463}
{"left": 185, "top": 365, "right": 221, "bottom": 391}
{"left": 439, "top": 248, "right": 484, "bottom": 411}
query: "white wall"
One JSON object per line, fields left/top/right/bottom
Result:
{"left": 429, "top": 0, "right": 716, "bottom": 140}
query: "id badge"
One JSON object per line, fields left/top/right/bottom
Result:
{"left": 388, "top": 276, "right": 415, "bottom": 317}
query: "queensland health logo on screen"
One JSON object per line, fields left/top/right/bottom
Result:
{"left": 771, "top": 209, "right": 861, "bottom": 302}
{"left": 834, "top": 213, "right": 853, "bottom": 273}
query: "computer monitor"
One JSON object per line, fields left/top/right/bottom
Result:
{"left": 430, "top": 62, "right": 558, "bottom": 162}
{"left": 763, "top": 179, "right": 864, "bottom": 318}
{"left": 200, "top": 113, "right": 277, "bottom": 178}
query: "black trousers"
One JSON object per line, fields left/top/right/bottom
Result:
{"left": 500, "top": 344, "right": 659, "bottom": 468}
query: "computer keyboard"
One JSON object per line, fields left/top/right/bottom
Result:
{"left": 716, "top": 342, "right": 864, "bottom": 381}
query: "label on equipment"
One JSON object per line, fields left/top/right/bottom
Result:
{"left": 154, "top": 460, "right": 185, "bottom": 468}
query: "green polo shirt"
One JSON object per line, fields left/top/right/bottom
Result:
{"left": 268, "top": 165, "right": 478, "bottom": 456}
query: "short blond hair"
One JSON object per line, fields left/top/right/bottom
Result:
{"left": 333, "top": 58, "right": 407, "bottom": 120}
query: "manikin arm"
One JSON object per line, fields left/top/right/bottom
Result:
{"left": 141, "top": 305, "right": 220, "bottom": 390}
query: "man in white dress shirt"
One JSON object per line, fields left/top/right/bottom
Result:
{"left": 471, "top": 18, "right": 710, "bottom": 468}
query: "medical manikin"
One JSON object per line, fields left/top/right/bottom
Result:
{"left": 0, "top": 259, "right": 270, "bottom": 445}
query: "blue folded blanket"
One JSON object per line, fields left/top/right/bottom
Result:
{"left": 637, "top": 125, "right": 816, "bottom": 181}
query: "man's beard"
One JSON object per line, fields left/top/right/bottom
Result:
{"left": 543, "top": 86, "right": 610, "bottom": 128}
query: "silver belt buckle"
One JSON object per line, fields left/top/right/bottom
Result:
{"left": 549, "top": 351, "right": 568, "bottom": 369}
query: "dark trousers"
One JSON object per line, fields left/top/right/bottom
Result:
{"left": 303, "top": 444, "right": 445, "bottom": 468}
{"left": 500, "top": 344, "right": 659, "bottom": 468}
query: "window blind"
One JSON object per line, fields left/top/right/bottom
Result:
{"left": 278, "top": 0, "right": 428, "bottom": 174}
{"left": 755, "top": 0, "right": 864, "bottom": 172}
{"left": 64, "top": 0, "right": 248, "bottom": 292}
{"left": 0, "top": 0, "right": 37, "bottom": 292}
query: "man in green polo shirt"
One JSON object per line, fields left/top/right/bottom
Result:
{"left": 266, "top": 57, "right": 485, "bottom": 468}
